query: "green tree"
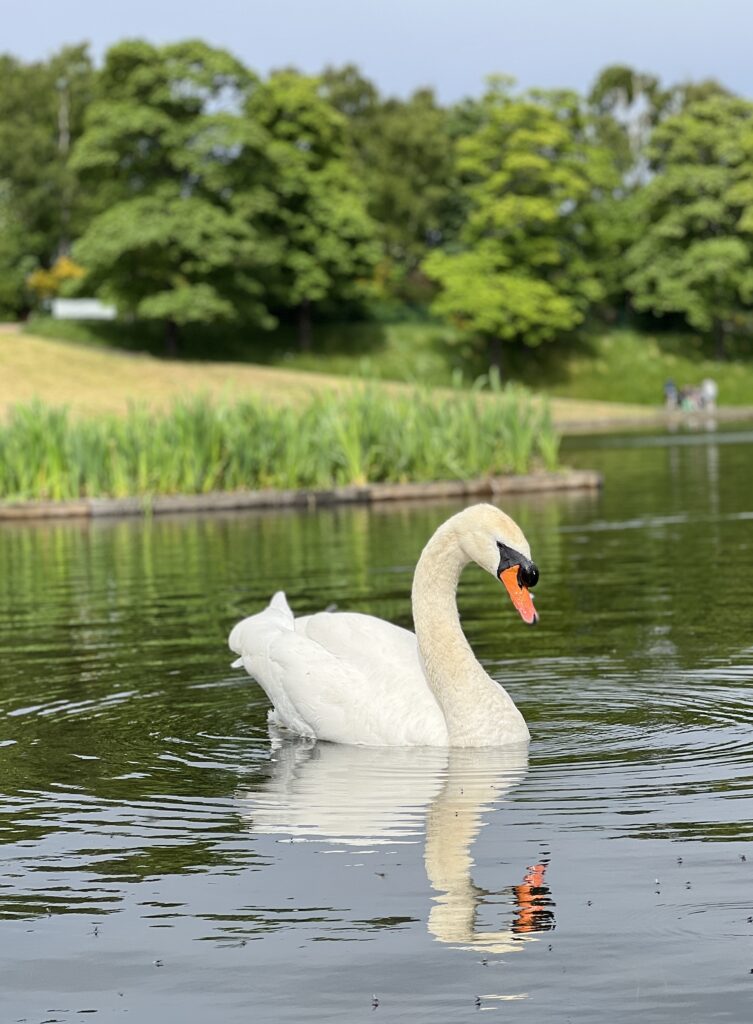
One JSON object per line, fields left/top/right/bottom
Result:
{"left": 245, "top": 69, "right": 379, "bottom": 349}
{"left": 585, "top": 66, "right": 733, "bottom": 319}
{"left": 365, "top": 91, "right": 458, "bottom": 275}
{"left": 585, "top": 65, "right": 663, "bottom": 315}
{"left": 0, "top": 45, "right": 94, "bottom": 311}
{"left": 625, "top": 95, "right": 753, "bottom": 359}
{"left": 589, "top": 64, "right": 666, "bottom": 164}
{"left": 323, "top": 67, "right": 460, "bottom": 300}
{"left": 0, "top": 183, "right": 35, "bottom": 317}
{"left": 71, "top": 39, "right": 276, "bottom": 353}
{"left": 588, "top": 64, "right": 731, "bottom": 176}
{"left": 320, "top": 63, "right": 380, "bottom": 121}
{"left": 424, "top": 79, "right": 618, "bottom": 366}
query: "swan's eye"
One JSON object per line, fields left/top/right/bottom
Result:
{"left": 518, "top": 562, "right": 539, "bottom": 588}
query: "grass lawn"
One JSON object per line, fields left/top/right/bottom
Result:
{"left": 535, "top": 330, "right": 753, "bottom": 406}
{"left": 2, "top": 324, "right": 657, "bottom": 428}
{"left": 1, "top": 324, "right": 362, "bottom": 414}
{"left": 22, "top": 317, "right": 753, "bottom": 408}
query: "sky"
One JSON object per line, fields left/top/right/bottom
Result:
{"left": 2, "top": 0, "right": 752, "bottom": 102}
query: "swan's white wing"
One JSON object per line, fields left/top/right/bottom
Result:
{"left": 294, "top": 610, "right": 448, "bottom": 744}
{"left": 295, "top": 611, "right": 419, "bottom": 682}
{"left": 229, "top": 597, "right": 448, "bottom": 746}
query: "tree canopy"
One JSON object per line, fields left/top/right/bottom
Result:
{"left": 626, "top": 95, "right": 753, "bottom": 358}
{"left": 0, "top": 43, "right": 751, "bottom": 363}
{"left": 71, "top": 40, "right": 275, "bottom": 350}
{"left": 0, "top": 44, "right": 93, "bottom": 315}
{"left": 245, "top": 70, "right": 379, "bottom": 348}
{"left": 423, "top": 80, "right": 619, "bottom": 362}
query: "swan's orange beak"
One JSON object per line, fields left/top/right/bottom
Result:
{"left": 500, "top": 566, "right": 538, "bottom": 625}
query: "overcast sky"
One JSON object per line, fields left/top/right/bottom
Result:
{"left": 2, "top": 0, "right": 751, "bottom": 102}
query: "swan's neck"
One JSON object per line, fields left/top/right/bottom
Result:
{"left": 411, "top": 520, "right": 527, "bottom": 746}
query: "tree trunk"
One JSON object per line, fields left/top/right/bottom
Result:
{"left": 487, "top": 335, "right": 503, "bottom": 377}
{"left": 298, "top": 299, "right": 313, "bottom": 353}
{"left": 57, "top": 78, "right": 71, "bottom": 257}
{"left": 712, "top": 318, "right": 726, "bottom": 361}
{"left": 164, "top": 318, "right": 179, "bottom": 358}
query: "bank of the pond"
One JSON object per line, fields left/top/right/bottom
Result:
{"left": 556, "top": 404, "right": 753, "bottom": 435}
{"left": 0, "top": 469, "right": 602, "bottom": 521}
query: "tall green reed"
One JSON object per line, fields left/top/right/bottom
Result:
{"left": 0, "top": 385, "right": 561, "bottom": 501}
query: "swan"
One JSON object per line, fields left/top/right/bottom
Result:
{"left": 228, "top": 503, "right": 539, "bottom": 747}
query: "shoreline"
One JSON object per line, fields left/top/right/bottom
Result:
{"left": 558, "top": 406, "right": 753, "bottom": 435}
{"left": 0, "top": 470, "right": 602, "bottom": 522}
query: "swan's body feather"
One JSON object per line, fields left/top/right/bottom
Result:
{"left": 230, "top": 594, "right": 448, "bottom": 745}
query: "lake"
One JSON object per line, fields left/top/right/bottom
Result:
{"left": 1, "top": 427, "right": 751, "bottom": 1023}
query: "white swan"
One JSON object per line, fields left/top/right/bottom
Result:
{"left": 228, "top": 503, "right": 539, "bottom": 747}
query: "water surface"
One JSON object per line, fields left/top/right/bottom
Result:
{"left": 1, "top": 429, "right": 752, "bottom": 1022}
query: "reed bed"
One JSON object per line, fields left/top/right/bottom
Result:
{"left": 0, "top": 382, "right": 560, "bottom": 501}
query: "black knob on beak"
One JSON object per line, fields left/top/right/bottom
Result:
{"left": 518, "top": 562, "right": 539, "bottom": 588}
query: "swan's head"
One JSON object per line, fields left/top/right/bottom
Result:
{"left": 453, "top": 504, "right": 539, "bottom": 625}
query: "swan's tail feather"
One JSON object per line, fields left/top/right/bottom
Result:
{"left": 228, "top": 618, "right": 246, "bottom": 656}
{"left": 228, "top": 591, "right": 295, "bottom": 662}
{"left": 270, "top": 591, "right": 293, "bottom": 617}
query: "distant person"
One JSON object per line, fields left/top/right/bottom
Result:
{"left": 700, "top": 378, "right": 718, "bottom": 410}
{"left": 679, "top": 386, "right": 700, "bottom": 412}
{"left": 663, "top": 379, "right": 678, "bottom": 409}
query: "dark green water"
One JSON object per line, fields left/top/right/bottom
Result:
{"left": 1, "top": 429, "right": 751, "bottom": 1023}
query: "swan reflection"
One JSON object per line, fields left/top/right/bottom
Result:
{"left": 238, "top": 741, "right": 554, "bottom": 954}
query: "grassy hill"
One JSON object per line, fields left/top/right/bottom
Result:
{"left": 22, "top": 317, "right": 753, "bottom": 408}
{"left": 1, "top": 324, "right": 658, "bottom": 429}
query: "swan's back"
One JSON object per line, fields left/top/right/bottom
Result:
{"left": 229, "top": 593, "right": 448, "bottom": 746}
